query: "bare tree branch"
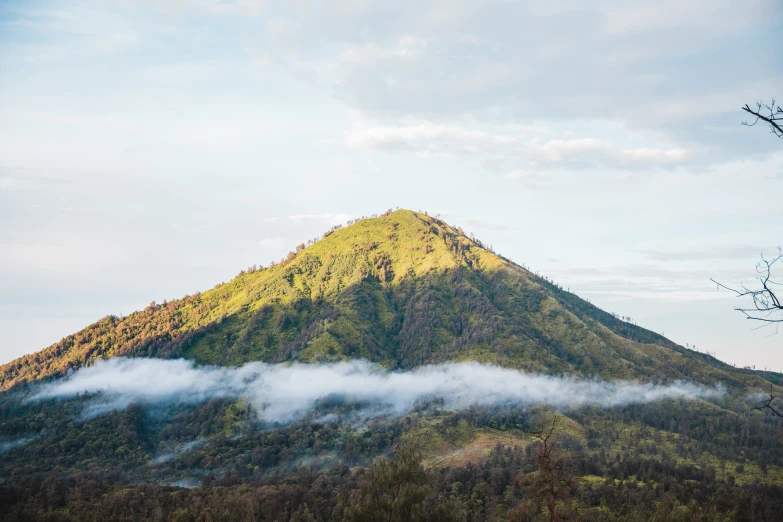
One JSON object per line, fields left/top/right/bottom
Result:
{"left": 742, "top": 99, "right": 783, "bottom": 139}
{"left": 754, "top": 394, "right": 783, "bottom": 418}
{"left": 712, "top": 248, "right": 783, "bottom": 331}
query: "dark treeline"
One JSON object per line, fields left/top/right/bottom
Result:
{"left": 2, "top": 395, "right": 783, "bottom": 521}
{"left": 2, "top": 437, "right": 782, "bottom": 522}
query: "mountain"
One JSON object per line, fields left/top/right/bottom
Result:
{"left": 1, "top": 209, "right": 782, "bottom": 521}
{"left": 1, "top": 209, "right": 777, "bottom": 391}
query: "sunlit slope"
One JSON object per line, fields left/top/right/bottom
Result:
{"left": 1, "top": 209, "right": 778, "bottom": 392}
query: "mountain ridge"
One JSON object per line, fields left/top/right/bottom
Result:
{"left": 3, "top": 210, "right": 783, "bottom": 521}
{"left": 2, "top": 209, "right": 779, "bottom": 393}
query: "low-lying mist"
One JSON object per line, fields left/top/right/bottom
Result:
{"left": 33, "top": 358, "right": 724, "bottom": 423}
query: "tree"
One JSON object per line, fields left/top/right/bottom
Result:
{"left": 712, "top": 248, "right": 782, "bottom": 419}
{"left": 523, "top": 417, "right": 576, "bottom": 522}
{"left": 755, "top": 394, "right": 783, "bottom": 419}
{"left": 713, "top": 99, "right": 783, "bottom": 418}
{"left": 712, "top": 99, "right": 783, "bottom": 329}
{"left": 344, "top": 441, "right": 431, "bottom": 522}
{"left": 711, "top": 248, "right": 782, "bottom": 332}
{"left": 742, "top": 99, "right": 783, "bottom": 139}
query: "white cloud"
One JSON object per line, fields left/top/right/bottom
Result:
{"left": 0, "top": 239, "right": 123, "bottom": 277}
{"left": 246, "top": 0, "right": 780, "bottom": 169}
{"left": 528, "top": 138, "right": 606, "bottom": 163}
{"left": 34, "top": 358, "right": 724, "bottom": 423}
{"left": 505, "top": 168, "right": 539, "bottom": 180}
{"left": 394, "top": 34, "right": 428, "bottom": 57}
{"left": 601, "top": 0, "right": 759, "bottom": 37}
{"left": 620, "top": 148, "right": 690, "bottom": 166}
{"left": 258, "top": 237, "right": 286, "bottom": 249}
{"left": 0, "top": 174, "right": 74, "bottom": 190}
{"left": 551, "top": 264, "right": 756, "bottom": 303}
{"left": 458, "top": 216, "right": 510, "bottom": 231}
{"left": 339, "top": 43, "right": 385, "bottom": 64}
{"left": 289, "top": 213, "right": 355, "bottom": 226}
{"left": 345, "top": 120, "right": 692, "bottom": 174}
{"left": 639, "top": 246, "right": 775, "bottom": 262}
{"left": 141, "top": 0, "right": 266, "bottom": 16}
{"left": 345, "top": 121, "right": 517, "bottom": 154}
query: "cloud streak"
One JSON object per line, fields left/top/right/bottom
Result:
{"left": 289, "top": 213, "right": 356, "bottom": 226}
{"left": 33, "top": 358, "right": 723, "bottom": 424}
{"left": 639, "top": 246, "right": 771, "bottom": 262}
{"left": 344, "top": 120, "right": 692, "bottom": 176}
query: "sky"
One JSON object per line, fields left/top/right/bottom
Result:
{"left": 0, "top": 0, "right": 781, "bottom": 370}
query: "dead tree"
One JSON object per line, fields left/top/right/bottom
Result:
{"left": 722, "top": 100, "right": 783, "bottom": 420}
{"left": 711, "top": 248, "right": 782, "bottom": 334}
{"left": 712, "top": 249, "right": 782, "bottom": 419}
{"left": 742, "top": 99, "right": 783, "bottom": 139}
{"left": 526, "top": 417, "right": 575, "bottom": 522}
{"left": 755, "top": 394, "right": 783, "bottom": 418}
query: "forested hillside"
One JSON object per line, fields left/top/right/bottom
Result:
{"left": 1, "top": 209, "right": 782, "bottom": 521}
{"left": 1, "top": 210, "right": 777, "bottom": 391}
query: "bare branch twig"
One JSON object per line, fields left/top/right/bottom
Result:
{"left": 712, "top": 248, "right": 783, "bottom": 329}
{"left": 742, "top": 99, "right": 783, "bottom": 139}
{"left": 755, "top": 394, "right": 783, "bottom": 418}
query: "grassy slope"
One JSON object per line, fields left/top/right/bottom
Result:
{"left": 1, "top": 210, "right": 779, "bottom": 395}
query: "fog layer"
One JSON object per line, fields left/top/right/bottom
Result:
{"left": 34, "top": 358, "right": 723, "bottom": 423}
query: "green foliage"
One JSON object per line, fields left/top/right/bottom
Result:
{"left": 1, "top": 400, "right": 782, "bottom": 521}
{"left": 343, "top": 441, "right": 430, "bottom": 522}
{"left": 2, "top": 209, "right": 783, "bottom": 520}
{"left": 3, "top": 210, "right": 779, "bottom": 396}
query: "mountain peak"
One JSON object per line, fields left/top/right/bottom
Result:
{"left": 2, "top": 209, "right": 780, "bottom": 394}
{"left": 274, "top": 208, "right": 505, "bottom": 290}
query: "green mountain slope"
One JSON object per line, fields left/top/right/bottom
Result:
{"left": 1, "top": 209, "right": 778, "bottom": 393}
{"left": 2, "top": 209, "right": 783, "bottom": 521}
